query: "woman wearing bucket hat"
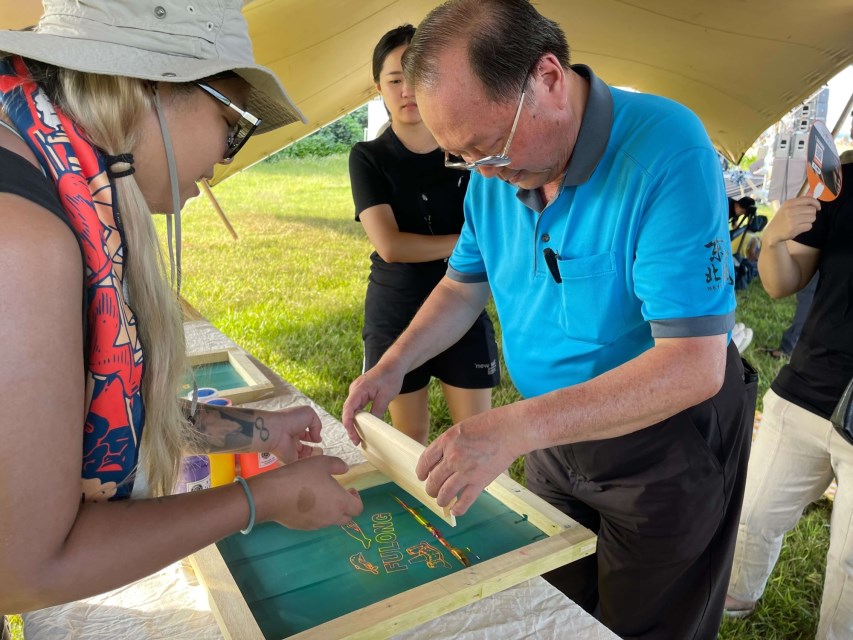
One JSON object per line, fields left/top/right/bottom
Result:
{"left": 0, "top": 0, "right": 362, "bottom": 619}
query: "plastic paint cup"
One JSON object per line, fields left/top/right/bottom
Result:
{"left": 203, "top": 397, "right": 232, "bottom": 407}
{"left": 188, "top": 387, "right": 218, "bottom": 402}
{"left": 174, "top": 455, "right": 211, "bottom": 493}
{"left": 238, "top": 452, "right": 280, "bottom": 478}
{"left": 209, "top": 453, "right": 237, "bottom": 486}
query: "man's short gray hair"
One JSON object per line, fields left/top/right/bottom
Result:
{"left": 402, "top": 0, "right": 570, "bottom": 103}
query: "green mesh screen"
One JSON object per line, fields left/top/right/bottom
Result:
{"left": 216, "top": 482, "right": 548, "bottom": 638}
{"left": 180, "top": 361, "right": 246, "bottom": 395}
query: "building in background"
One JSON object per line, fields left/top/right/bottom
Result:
{"left": 766, "top": 87, "right": 830, "bottom": 203}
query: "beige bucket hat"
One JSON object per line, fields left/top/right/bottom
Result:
{"left": 0, "top": 0, "right": 305, "bottom": 134}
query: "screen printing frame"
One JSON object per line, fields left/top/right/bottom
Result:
{"left": 185, "top": 348, "right": 274, "bottom": 404}
{"left": 189, "top": 462, "right": 596, "bottom": 640}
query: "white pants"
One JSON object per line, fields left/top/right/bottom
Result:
{"left": 728, "top": 389, "right": 853, "bottom": 640}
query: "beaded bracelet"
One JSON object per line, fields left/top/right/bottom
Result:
{"left": 233, "top": 475, "right": 256, "bottom": 535}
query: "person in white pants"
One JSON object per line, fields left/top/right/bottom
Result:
{"left": 726, "top": 162, "right": 853, "bottom": 639}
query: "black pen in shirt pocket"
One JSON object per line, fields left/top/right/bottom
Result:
{"left": 543, "top": 248, "right": 562, "bottom": 283}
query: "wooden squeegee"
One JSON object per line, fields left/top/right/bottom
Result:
{"left": 353, "top": 411, "right": 457, "bottom": 526}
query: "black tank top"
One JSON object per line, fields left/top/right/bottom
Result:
{"left": 0, "top": 147, "right": 71, "bottom": 221}
{"left": 0, "top": 146, "right": 70, "bottom": 220}
{"left": 0, "top": 145, "right": 87, "bottom": 332}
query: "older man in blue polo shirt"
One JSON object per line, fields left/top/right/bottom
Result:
{"left": 343, "top": 1, "right": 755, "bottom": 638}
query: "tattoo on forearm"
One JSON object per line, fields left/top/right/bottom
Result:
{"left": 255, "top": 416, "right": 270, "bottom": 442}
{"left": 193, "top": 406, "right": 258, "bottom": 453}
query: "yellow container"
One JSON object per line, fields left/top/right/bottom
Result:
{"left": 209, "top": 453, "right": 237, "bottom": 486}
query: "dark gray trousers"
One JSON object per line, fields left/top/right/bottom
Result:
{"left": 526, "top": 342, "right": 756, "bottom": 640}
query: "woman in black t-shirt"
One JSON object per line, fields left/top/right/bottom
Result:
{"left": 348, "top": 26, "right": 499, "bottom": 444}
{"left": 726, "top": 161, "right": 853, "bottom": 633}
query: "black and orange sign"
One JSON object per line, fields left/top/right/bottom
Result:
{"left": 806, "top": 121, "right": 843, "bottom": 202}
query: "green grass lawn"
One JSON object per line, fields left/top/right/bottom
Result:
{"left": 7, "top": 158, "right": 830, "bottom": 639}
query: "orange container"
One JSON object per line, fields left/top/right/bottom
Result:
{"left": 238, "top": 452, "right": 280, "bottom": 478}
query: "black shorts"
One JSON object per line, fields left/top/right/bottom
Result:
{"left": 364, "top": 310, "right": 500, "bottom": 394}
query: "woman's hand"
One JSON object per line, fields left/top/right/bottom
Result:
{"left": 262, "top": 405, "right": 325, "bottom": 463}
{"left": 758, "top": 196, "right": 822, "bottom": 297}
{"left": 762, "top": 196, "right": 820, "bottom": 248}
{"left": 250, "top": 455, "right": 363, "bottom": 529}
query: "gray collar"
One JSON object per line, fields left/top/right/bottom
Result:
{"left": 516, "top": 64, "right": 613, "bottom": 211}
{"left": 561, "top": 64, "right": 613, "bottom": 187}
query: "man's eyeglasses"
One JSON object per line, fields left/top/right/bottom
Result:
{"left": 194, "top": 82, "right": 261, "bottom": 161}
{"left": 444, "top": 81, "right": 527, "bottom": 171}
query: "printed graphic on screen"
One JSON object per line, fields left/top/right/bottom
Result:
{"left": 216, "top": 482, "right": 548, "bottom": 638}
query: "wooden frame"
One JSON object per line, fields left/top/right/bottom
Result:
{"left": 185, "top": 348, "right": 274, "bottom": 404}
{"left": 190, "top": 462, "right": 596, "bottom": 640}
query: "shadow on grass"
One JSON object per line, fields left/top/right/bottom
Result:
{"left": 279, "top": 213, "right": 366, "bottom": 240}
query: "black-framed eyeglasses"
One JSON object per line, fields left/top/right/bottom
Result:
{"left": 444, "top": 80, "right": 527, "bottom": 171}
{"left": 194, "top": 82, "right": 261, "bottom": 161}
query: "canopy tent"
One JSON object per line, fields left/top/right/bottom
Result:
{"left": 3, "top": 0, "right": 852, "bottom": 186}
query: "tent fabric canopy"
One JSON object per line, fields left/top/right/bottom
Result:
{"left": 3, "top": 1, "right": 852, "bottom": 185}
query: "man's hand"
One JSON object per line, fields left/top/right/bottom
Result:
{"left": 342, "top": 364, "right": 405, "bottom": 445}
{"left": 415, "top": 408, "right": 526, "bottom": 516}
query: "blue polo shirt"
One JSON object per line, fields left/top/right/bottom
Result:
{"left": 447, "top": 65, "right": 735, "bottom": 399}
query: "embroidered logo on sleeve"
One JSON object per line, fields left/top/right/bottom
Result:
{"left": 704, "top": 238, "right": 733, "bottom": 291}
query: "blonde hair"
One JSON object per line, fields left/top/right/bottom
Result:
{"left": 54, "top": 69, "right": 196, "bottom": 497}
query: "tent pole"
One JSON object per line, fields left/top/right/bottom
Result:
{"left": 200, "top": 178, "right": 239, "bottom": 240}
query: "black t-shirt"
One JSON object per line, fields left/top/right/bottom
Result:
{"left": 349, "top": 127, "right": 469, "bottom": 305}
{"left": 772, "top": 162, "right": 853, "bottom": 419}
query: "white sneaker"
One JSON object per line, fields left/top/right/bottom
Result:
{"left": 732, "top": 324, "right": 745, "bottom": 343}
{"left": 735, "top": 327, "right": 753, "bottom": 353}
{"left": 724, "top": 595, "right": 756, "bottom": 618}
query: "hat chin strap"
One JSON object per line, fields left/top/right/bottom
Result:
{"left": 151, "top": 83, "right": 183, "bottom": 294}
